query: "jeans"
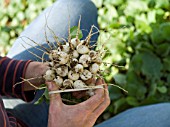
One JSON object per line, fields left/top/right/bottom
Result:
{"left": 6, "top": 0, "right": 170, "bottom": 127}
{"left": 95, "top": 103, "right": 170, "bottom": 127}
{"left": 7, "top": 0, "right": 98, "bottom": 127}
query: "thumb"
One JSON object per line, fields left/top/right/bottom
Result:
{"left": 46, "top": 81, "right": 62, "bottom": 105}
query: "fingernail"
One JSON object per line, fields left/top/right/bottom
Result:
{"left": 48, "top": 83, "right": 53, "bottom": 91}
{"left": 96, "top": 78, "right": 100, "bottom": 82}
{"left": 102, "top": 79, "right": 105, "bottom": 84}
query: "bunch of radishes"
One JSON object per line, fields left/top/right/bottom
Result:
{"left": 42, "top": 22, "right": 104, "bottom": 96}
{"left": 44, "top": 35, "right": 103, "bottom": 94}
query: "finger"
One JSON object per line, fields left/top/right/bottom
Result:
{"left": 96, "top": 78, "right": 103, "bottom": 86}
{"left": 85, "top": 78, "right": 96, "bottom": 86}
{"left": 78, "top": 78, "right": 105, "bottom": 112}
{"left": 46, "top": 81, "right": 62, "bottom": 106}
{"left": 92, "top": 88, "right": 110, "bottom": 119}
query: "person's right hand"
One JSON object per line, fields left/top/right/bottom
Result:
{"left": 46, "top": 78, "right": 110, "bottom": 127}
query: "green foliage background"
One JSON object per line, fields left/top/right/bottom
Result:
{"left": 1, "top": 0, "right": 170, "bottom": 122}
{"left": 0, "top": 0, "right": 55, "bottom": 55}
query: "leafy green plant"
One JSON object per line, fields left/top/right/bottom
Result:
{"left": 93, "top": 0, "right": 170, "bottom": 121}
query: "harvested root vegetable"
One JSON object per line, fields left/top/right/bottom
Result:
{"left": 74, "top": 64, "right": 84, "bottom": 73}
{"left": 54, "top": 76, "right": 63, "bottom": 87}
{"left": 44, "top": 70, "right": 55, "bottom": 81}
{"left": 79, "top": 54, "right": 91, "bottom": 67}
{"left": 73, "top": 80, "right": 86, "bottom": 89}
{"left": 76, "top": 43, "right": 90, "bottom": 54}
{"left": 68, "top": 70, "right": 79, "bottom": 81}
{"left": 41, "top": 23, "right": 106, "bottom": 97}
{"left": 90, "top": 63, "right": 100, "bottom": 74}
{"left": 55, "top": 65, "right": 68, "bottom": 77}
{"left": 63, "top": 79, "right": 73, "bottom": 88}
{"left": 80, "top": 69, "right": 92, "bottom": 81}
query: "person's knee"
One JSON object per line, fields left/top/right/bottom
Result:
{"left": 54, "top": 0, "right": 98, "bottom": 20}
{"left": 52, "top": 0, "right": 99, "bottom": 44}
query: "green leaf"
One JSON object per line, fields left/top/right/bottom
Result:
{"left": 156, "top": 43, "right": 170, "bottom": 57}
{"left": 126, "top": 70, "right": 147, "bottom": 100}
{"left": 140, "top": 96, "right": 158, "bottom": 105}
{"left": 34, "top": 96, "right": 44, "bottom": 105}
{"left": 70, "top": 26, "right": 83, "bottom": 39}
{"left": 108, "top": 86, "right": 122, "bottom": 100}
{"left": 135, "top": 14, "right": 152, "bottom": 33}
{"left": 131, "top": 54, "right": 143, "bottom": 73}
{"left": 141, "top": 51, "right": 162, "bottom": 79}
{"left": 104, "top": 0, "right": 124, "bottom": 6}
{"left": 124, "top": 0, "right": 148, "bottom": 16}
{"left": 126, "top": 96, "right": 139, "bottom": 106}
{"left": 148, "top": 83, "right": 157, "bottom": 97}
{"left": 105, "top": 4, "right": 118, "bottom": 19}
{"left": 160, "top": 22, "right": 170, "bottom": 41}
{"left": 92, "top": 0, "right": 103, "bottom": 8}
{"left": 167, "top": 74, "right": 170, "bottom": 84}
{"left": 44, "top": 88, "right": 49, "bottom": 100}
{"left": 157, "top": 86, "right": 167, "bottom": 93}
{"left": 151, "top": 24, "right": 164, "bottom": 44}
{"left": 113, "top": 98, "right": 126, "bottom": 114}
{"left": 113, "top": 73, "right": 126, "bottom": 85}
{"left": 39, "top": 84, "right": 46, "bottom": 87}
{"left": 155, "top": 0, "right": 170, "bottom": 9}
{"left": 151, "top": 22, "right": 170, "bottom": 44}
{"left": 147, "top": 10, "right": 156, "bottom": 23}
{"left": 163, "top": 57, "right": 170, "bottom": 71}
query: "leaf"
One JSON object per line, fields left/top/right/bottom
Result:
{"left": 113, "top": 73, "right": 126, "bottom": 85}
{"left": 135, "top": 14, "right": 152, "bottom": 33}
{"left": 140, "top": 51, "right": 162, "bottom": 79}
{"left": 156, "top": 43, "right": 170, "bottom": 57}
{"left": 105, "top": 4, "right": 118, "bottom": 19}
{"left": 44, "top": 88, "right": 49, "bottom": 100}
{"left": 39, "top": 84, "right": 46, "bottom": 87}
{"left": 34, "top": 96, "right": 44, "bottom": 105}
{"left": 147, "top": 10, "right": 156, "bottom": 24}
{"left": 151, "top": 24, "right": 164, "bottom": 44}
{"left": 155, "top": 0, "right": 170, "bottom": 9}
{"left": 157, "top": 86, "right": 167, "bottom": 94}
{"left": 92, "top": 0, "right": 103, "bottom": 8}
{"left": 130, "top": 53, "right": 143, "bottom": 73}
{"left": 124, "top": 0, "right": 148, "bottom": 16}
{"left": 104, "top": 0, "right": 124, "bottom": 6}
{"left": 160, "top": 22, "right": 170, "bottom": 41}
{"left": 151, "top": 22, "right": 170, "bottom": 44}
{"left": 113, "top": 98, "right": 126, "bottom": 114}
{"left": 108, "top": 86, "right": 122, "bottom": 100}
{"left": 70, "top": 26, "right": 83, "bottom": 39}
{"left": 126, "top": 70, "right": 147, "bottom": 100}
{"left": 163, "top": 57, "right": 170, "bottom": 71}
{"left": 148, "top": 83, "right": 157, "bottom": 97}
{"left": 167, "top": 74, "right": 170, "bottom": 84}
{"left": 140, "top": 96, "right": 158, "bottom": 105}
{"left": 126, "top": 96, "right": 139, "bottom": 106}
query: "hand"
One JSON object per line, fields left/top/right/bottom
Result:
{"left": 24, "top": 62, "right": 49, "bottom": 91}
{"left": 46, "top": 78, "right": 110, "bottom": 127}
